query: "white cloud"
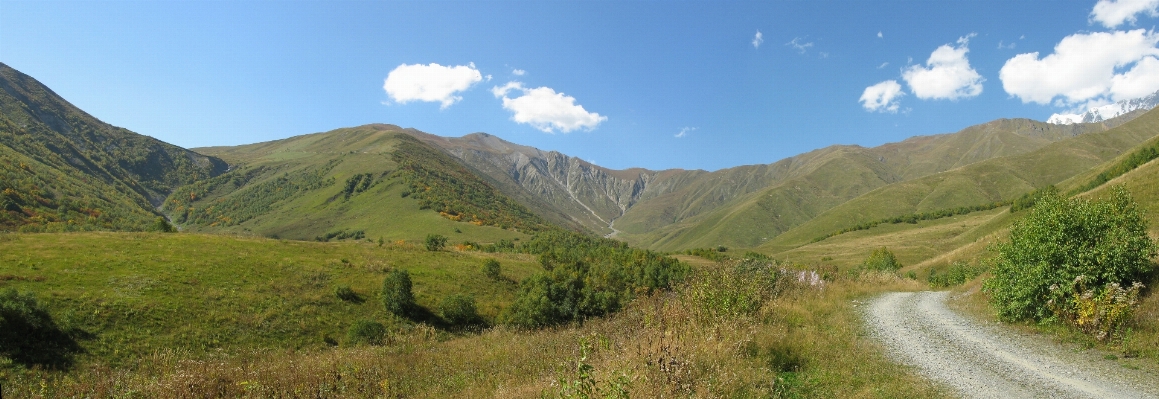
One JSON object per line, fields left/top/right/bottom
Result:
{"left": 485, "top": 74, "right": 493, "bottom": 82}
{"left": 860, "top": 80, "right": 905, "bottom": 113}
{"left": 383, "top": 63, "right": 483, "bottom": 108}
{"left": 786, "top": 37, "right": 814, "bottom": 53}
{"left": 999, "top": 29, "right": 1159, "bottom": 105}
{"left": 512, "top": 69, "right": 526, "bottom": 76}
{"left": 877, "top": 62, "right": 889, "bottom": 69}
{"left": 753, "top": 31, "right": 764, "bottom": 48}
{"left": 1091, "top": 0, "right": 1159, "bottom": 28}
{"left": 675, "top": 127, "right": 697, "bottom": 138}
{"left": 901, "top": 34, "right": 984, "bottom": 100}
{"left": 998, "top": 40, "right": 1016, "bottom": 50}
{"left": 491, "top": 81, "right": 607, "bottom": 133}
{"left": 877, "top": 31, "right": 883, "bottom": 38}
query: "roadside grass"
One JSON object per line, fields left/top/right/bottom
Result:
{"left": 0, "top": 232, "right": 539, "bottom": 369}
{"left": 1, "top": 233, "right": 944, "bottom": 397}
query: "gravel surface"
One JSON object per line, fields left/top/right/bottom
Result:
{"left": 864, "top": 291, "right": 1159, "bottom": 399}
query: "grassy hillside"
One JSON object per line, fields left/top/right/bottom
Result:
{"left": 613, "top": 117, "right": 1133, "bottom": 252}
{"left": 760, "top": 108, "right": 1159, "bottom": 254}
{"left": 0, "top": 232, "right": 542, "bottom": 368}
{"left": 1, "top": 232, "right": 944, "bottom": 398}
{"left": 0, "top": 63, "right": 226, "bottom": 232}
{"left": 180, "top": 125, "right": 550, "bottom": 243}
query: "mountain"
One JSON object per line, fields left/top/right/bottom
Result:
{"left": 411, "top": 115, "right": 1140, "bottom": 250}
{"left": 0, "top": 63, "right": 226, "bottom": 231}
{"left": 761, "top": 107, "right": 1159, "bottom": 254}
{"left": 181, "top": 124, "right": 552, "bottom": 242}
{"left": 1047, "top": 90, "right": 1159, "bottom": 125}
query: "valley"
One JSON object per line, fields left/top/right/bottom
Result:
{"left": 3, "top": 60, "right": 1159, "bottom": 397}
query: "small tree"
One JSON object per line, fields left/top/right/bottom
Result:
{"left": 985, "top": 186, "right": 1156, "bottom": 323}
{"left": 381, "top": 270, "right": 415, "bottom": 316}
{"left": 439, "top": 294, "right": 479, "bottom": 325}
{"left": 425, "top": 234, "right": 448, "bottom": 251}
{"left": 482, "top": 258, "right": 502, "bottom": 280}
{"left": 863, "top": 247, "right": 901, "bottom": 272}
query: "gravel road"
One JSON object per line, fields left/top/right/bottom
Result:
{"left": 864, "top": 291, "right": 1159, "bottom": 399}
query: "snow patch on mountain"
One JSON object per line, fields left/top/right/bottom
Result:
{"left": 1047, "top": 90, "right": 1159, "bottom": 125}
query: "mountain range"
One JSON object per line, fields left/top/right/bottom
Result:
{"left": 1047, "top": 90, "right": 1159, "bottom": 125}
{"left": 4, "top": 62, "right": 1159, "bottom": 261}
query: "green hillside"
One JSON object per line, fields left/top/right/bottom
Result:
{"left": 0, "top": 232, "right": 542, "bottom": 367}
{"left": 0, "top": 63, "right": 225, "bottom": 232}
{"left": 612, "top": 117, "right": 1132, "bottom": 251}
{"left": 179, "top": 125, "right": 552, "bottom": 243}
{"left": 760, "top": 108, "right": 1159, "bottom": 254}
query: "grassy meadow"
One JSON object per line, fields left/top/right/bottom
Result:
{"left": 0, "top": 238, "right": 946, "bottom": 397}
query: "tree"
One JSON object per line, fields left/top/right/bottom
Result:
{"left": 425, "top": 234, "right": 448, "bottom": 251}
{"left": 985, "top": 186, "right": 1157, "bottom": 322}
{"left": 381, "top": 270, "right": 415, "bottom": 316}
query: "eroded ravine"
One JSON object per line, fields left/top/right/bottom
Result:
{"left": 864, "top": 291, "right": 1159, "bottom": 399}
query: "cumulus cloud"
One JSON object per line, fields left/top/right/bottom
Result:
{"left": 383, "top": 63, "right": 483, "bottom": 108}
{"left": 786, "top": 37, "right": 814, "bottom": 53}
{"left": 998, "top": 40, "right": 1016, "bottom": 50}
{"left": 901, "top": 34, "right": 984, "bottom": 100}
{"left": 491, "top": 82, "right": 607, "bottom": 133}
{"left": 512, "top": 69, "right": 526, "bottom": 76}
{"left": 999, "top": 29, "right": 1159, "bottom": 105}
{"left": 877, "top": 31, "right": 883, "bottom": 38}
{"left": 860, "top": 80, "right": 905, "bottom": 113}
{"left": 675, "top": 127, "right": 697, "bottom": 138}
{"left": 877, "top": 62, "right": 889, "bottom": 69}
{"left": 1091, "top": 0, "right": 1159, "bottom": 28}
{"left": 753, "top": 31, "right": 764, "bottom": 48}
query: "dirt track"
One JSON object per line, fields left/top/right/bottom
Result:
{"left": 864, "top": 291, "right": 1159, "bottom": 398}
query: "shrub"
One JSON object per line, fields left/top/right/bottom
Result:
{"left": 482, "top": 258, "right": 502, "bottom": 280}
{"left": 381, "top": 270, "right": 414, "bottom": 317}
{"left": 345, "top": 319, "right": 387, "bottom": 345}
{"left": 152, "top": 217, "right": 176, "bottom": 233}
{"left": 928, "top": 261, "right": 987, "bottom": 288}
{"left": 424, "top": 234, "right": 448, "bottom": 251}
{"left": 334, "top": 285, "right": 360, "bottom": 302}
{"left": 862, "top": 247, "right": 901, "bottom": 272}
{"left": 985, "top": 186, "right": 1157, "bottom": 322}
{"left": 439, "top": 294, "right": 479, "bottom": 325}
{"left": 684, "top": 260, "right": 781, "bottom": 318}
{"left": 1049, "top": 277, "right": 1144, "bottom": 342}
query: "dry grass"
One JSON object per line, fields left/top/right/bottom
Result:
{"left": 2, "top": 265, "right": 944, "bottom": 398}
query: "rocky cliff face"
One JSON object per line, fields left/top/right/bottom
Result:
{"left": 410, "top": 131, "right": 663, "bottom": 234}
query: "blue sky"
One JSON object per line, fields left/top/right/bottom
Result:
{"left": 3, "top": 1, "right": 1158, "bottom": 171}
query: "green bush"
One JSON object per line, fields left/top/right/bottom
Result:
{"left": 501, "top": 231, "right": 688, "bottom": 328}
{"left": 424, "top": 234, "right": 447, "bottom": 251}
{"left": 152, "top": 217, "right": 176, "bottom": 233}
{"left": 439, "top": 294, "right": 479, "bottom": 325}
{"left": 985, "top": 186, "right": 1157, "bottom": 322}
{"left": 345, "top": 319, "right": 387, "bottom": 345}
{"left": 0, "top": 289, "right": 82, "bottom": 369}
{"left": 684, "top": 259, "right": 781, "bottom": 318}
{"left": 334, "top": 285, "right": 360, "bottom": 302}
{"left": 381, "top": 270, "right": 415, "bottom": 317}
{"left": 928, "top": 261, "right": 987, "bottom": 288}
{"left": 482, "top": 258, "right": 502, "bottom": 280}
{"left": 862, "top": 247, "right": 901, "bottom": 272}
